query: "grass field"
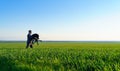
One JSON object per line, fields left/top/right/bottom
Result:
{"left": 0, "top": 41, "right": 120, "bottom": 71}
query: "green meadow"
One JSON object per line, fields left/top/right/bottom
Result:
{"left": 0, "top": 41, "right": 120, "bottom": 71}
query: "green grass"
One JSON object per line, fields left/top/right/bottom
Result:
{"left": 0, "top": 42, "right": 120, "bottom": 71}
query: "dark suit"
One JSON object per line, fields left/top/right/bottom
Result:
{"left": 26, "top": 33, "right": 32, "bottom": 48}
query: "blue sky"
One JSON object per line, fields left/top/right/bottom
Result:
{"left": 0, "top": 0, "right": 120, "bottom": 41}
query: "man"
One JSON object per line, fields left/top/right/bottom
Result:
{"left": 26, "top": 30, "right": 33, "bottom": 48}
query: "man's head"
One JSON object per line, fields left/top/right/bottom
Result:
{"left": 28, "top": 30, "right": 32, "bottom": 34}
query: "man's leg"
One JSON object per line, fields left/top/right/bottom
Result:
{"left": 26, "top": 41, "right": 30, "bottom": 48}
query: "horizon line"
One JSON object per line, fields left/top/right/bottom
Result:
{"left": 1, "top": 40, "right": 120, "bottom": 42}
